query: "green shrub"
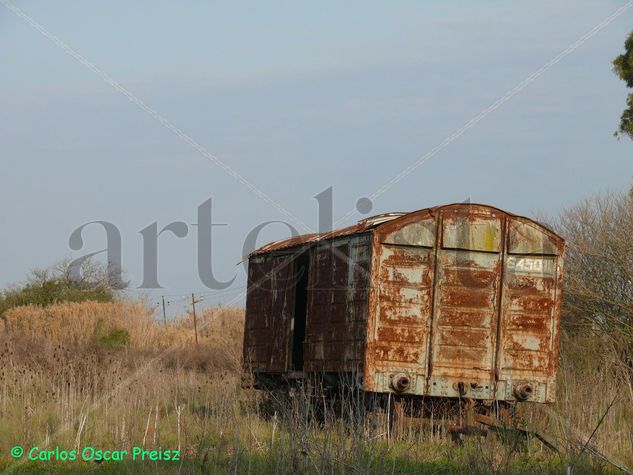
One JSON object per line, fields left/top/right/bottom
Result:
{"left": 98, "top": 328, "right": 130, "bottom": 349}
{"left": 0, "top": 259, "right": 121, "bottom": 315}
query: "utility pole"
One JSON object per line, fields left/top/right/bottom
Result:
{"left": 191, "top": 293, "right": 199, "bottom": 345}
{"left": 161, "top": 296, "right": 167, "bottom": 326}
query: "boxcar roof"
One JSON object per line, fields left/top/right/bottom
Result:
{"left": 250, "top": 203, "right": 563, "bottom": 257}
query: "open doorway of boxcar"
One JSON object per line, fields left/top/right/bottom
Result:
{"left": 290, "top": 252, "right": 309, "bottom": 371}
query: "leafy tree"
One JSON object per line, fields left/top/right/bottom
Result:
{"left": 613, "top": 31, "right": 633, "bottom": 139}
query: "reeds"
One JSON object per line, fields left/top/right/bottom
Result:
{"left": 2, "top": 301, "right": 183, "bottom": 350}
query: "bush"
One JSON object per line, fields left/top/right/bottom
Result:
{"left": 98, "top": 328, "right": 130, "bottom": 349}
{"left": 0, "top": 259, "right": 122, "bottom": 315}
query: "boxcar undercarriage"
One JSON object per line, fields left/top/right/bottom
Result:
{"left": 246, "top": 370, "right": 559, "bottom": 450}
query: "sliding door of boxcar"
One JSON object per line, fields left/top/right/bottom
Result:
{"left": 428, "top": 208, "right": 503, "bottom": 398}
{"left": 304, "top": 235, "right": 372, "bottom": 373}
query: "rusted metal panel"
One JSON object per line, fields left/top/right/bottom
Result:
{"left": 422, "top": 207, "right": 504, "bottom": 399}
{"left": 243, "top": 255, "right": 273, "bottom": 372}
{"left": 382, "top": 220, "right": 435, "bottom": 247}
{"left": 508, "top": 220, "right": 559, "bottom": 255}
{"left": 442, "top": 208, "right": 502, "bottom": 252}
{"left": 303, "top": 242, "right": 332, "bottom": 370}
{"left": 304, "top": 234, "right": 372, "bottom": 372}
{"left": 367, "top": 214, "right": 436, "bottom": 395}
{"left": 428, "top": 249, "right": 501, "bottom": 397}
{"left": 243, "top": 253, "right": 295, "bottom": 373}
{"left": 498, "top": 218, "right": 564, "bottom": 403}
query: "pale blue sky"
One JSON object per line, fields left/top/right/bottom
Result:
{"left": 1, "top": 1, "right": 631, "bottom": 310}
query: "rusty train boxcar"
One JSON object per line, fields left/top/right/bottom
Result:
{"left": 242, "top": 203, "right": 564, "bottom": 405}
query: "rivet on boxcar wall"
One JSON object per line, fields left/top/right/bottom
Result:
{"left": 391, "top": 373, "right": 411, "bottom": 392}
{"left": 513, "top": 383, "right": 534, "bottom": 401}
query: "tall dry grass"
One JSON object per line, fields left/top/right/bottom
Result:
{"left": 522, "top": 330, "right": 633, "bottom": 464}
{"left": 0, "top": 300, "right": 629, "bottom": 474}
{"left": 1, "top": 301, "right": 185, "bottom": 350}
{"left": 0, "top": 300, "right": 248, "bottom": 473}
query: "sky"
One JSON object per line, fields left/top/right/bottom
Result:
{"left": 1, "top": 1, "right": 632, "bottom": 314}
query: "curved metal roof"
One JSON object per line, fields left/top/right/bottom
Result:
{"left": 250, "top": 203, "right": 563, "bottom": 256}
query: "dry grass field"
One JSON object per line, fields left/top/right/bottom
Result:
{"left": 0, "top": 300, "right": 630, "bottom": 474}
